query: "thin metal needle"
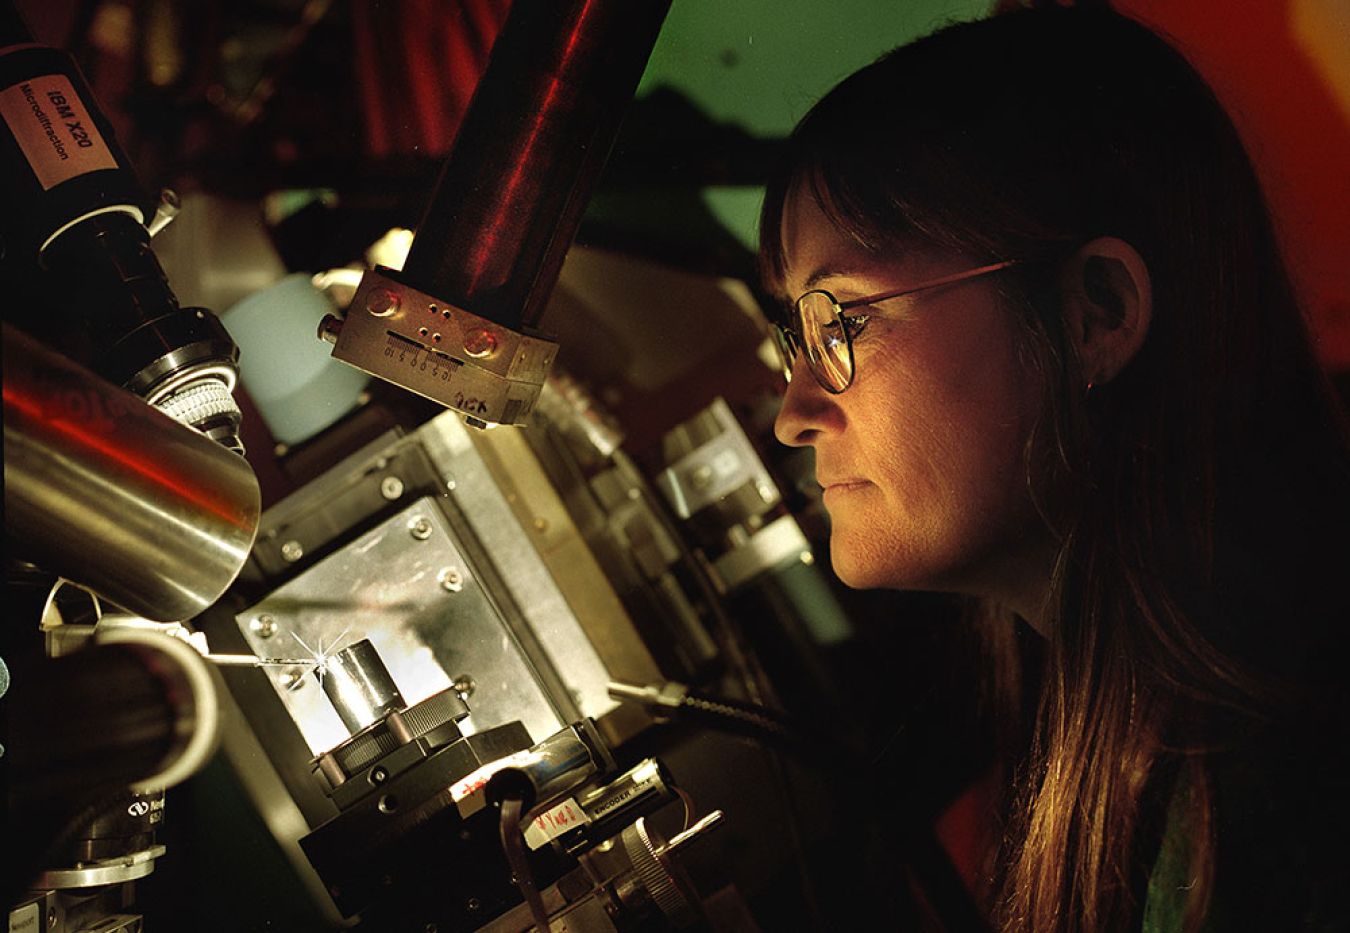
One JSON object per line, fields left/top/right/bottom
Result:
{"left": 204, "top": 654, "right": 318, "bottom": 667}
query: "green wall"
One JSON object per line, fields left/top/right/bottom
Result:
{"left": 629, "top": 0, "right": 995, "bottom": 251}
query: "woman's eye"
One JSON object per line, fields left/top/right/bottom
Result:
{"left": 843, "top": 313, "right": 870, "bottom": 340}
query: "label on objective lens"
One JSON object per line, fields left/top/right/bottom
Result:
{"left": 0, "top": 74, "right": 118, "bottom": 189}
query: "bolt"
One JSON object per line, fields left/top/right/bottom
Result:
{"left": 380, "top": 476, "right": 404, "bottom": 500}
{"left": 439, "top": 567, "right": 464, "bottom": 593}
{"left": 409, "top": 517, "right": 433, "bottom": 540}
{"left": 318, "top": 313, "right": 342, "bottom": 345}
{"left": 463, "top": 328, "right": 498, "bottom": 359}
{"left": 280, "top": 539, "right": 304, "bottom": 562}
{"left": 371, "top": 766, "right": 389, "bottom": 785}
{"left": 452, "top": 674, "right": 476, "bottom": 701}
{"left": 366, "top": 288, "right": 400, "bottom": 317}
{"left": 251, "top": 615, "right": 279, "bottom": 638}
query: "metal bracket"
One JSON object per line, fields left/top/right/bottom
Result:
{"left": 323, "top": 268, "right": 558, "bottom": 426}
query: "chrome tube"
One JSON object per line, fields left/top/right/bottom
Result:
{"left": 3, "top": 324, "right": 260, "bottom": 621}
{"left": 317, "top": 639, "right": 407, "bottom": 734}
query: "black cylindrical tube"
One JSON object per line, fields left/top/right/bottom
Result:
{"left": 7, "top": 644, "right": 180, "bottom": 799}
{"left": 0, "top": 33, "right": 245, "bottom": 451}
{"left": 400, "top": 0, "right": 670, "bottom": 330}
{"left": 0, "top": 44, "right": 151, "bottom": 260}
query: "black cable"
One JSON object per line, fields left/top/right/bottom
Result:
{"left": 498, "top": 796, "right": 552, "bottom": 933}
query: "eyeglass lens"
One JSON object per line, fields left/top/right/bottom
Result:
{"left": 798, "top": 291, "right": 852, "bottom": 392}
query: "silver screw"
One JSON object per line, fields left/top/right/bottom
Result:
{"left": 380, "top": 476, "right": 404, "bottom": 500}
{"left": 279, "top": 665, "right": 307, "bottom": 688}
{"left": 251, "top": 615, "right": 279, "bottom": 638}
{"left": 439, "top": 567, "right": 464, "bottom": 593}
{"left": 452, "top": 674, "right": 476, "bottom": 700}
{"left": 409, "top": 517, "right": 433, "bottom": 540}
{"left": 318, "top": 314, "right": 342, "bottom": 345}
{"left": 280, "top": 540, "right": 304, "bottom": 562}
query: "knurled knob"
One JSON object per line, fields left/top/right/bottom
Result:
{"left": 155, "top": 379, "right": 240, "bottom": 428}
{"left": 622, "top": 817, "right": 696, "bottom": 927}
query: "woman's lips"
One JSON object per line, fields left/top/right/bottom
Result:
{"left": 821, "top": 479, "right": 870, "bottom": 501}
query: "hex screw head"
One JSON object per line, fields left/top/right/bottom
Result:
{"left": 251, "top": 615, "right": 279, "bottom": 638}
{"left": 409, "top": 517, "right": 433, "bottom": 540}
{"left": 381, "top": 476, "right": 404, "bottom": 500}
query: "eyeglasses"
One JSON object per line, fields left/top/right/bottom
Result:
{"left": 771, "top": 259, "right": 1018, "bottom": 393}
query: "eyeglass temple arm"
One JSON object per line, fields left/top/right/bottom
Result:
{"left": 837, "top": 259, "right": 1018, "bottom": 311}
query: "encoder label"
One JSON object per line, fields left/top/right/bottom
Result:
{"left": 0, "top": 74, "right": 117, "bottom": 189}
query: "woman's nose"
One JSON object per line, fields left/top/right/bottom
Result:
{"left": 773, "top": 364, "right": 836, "bottom": 447}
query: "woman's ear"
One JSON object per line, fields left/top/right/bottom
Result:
{"left": 1061, "top": 237, "right": 1153, "bottom": 385}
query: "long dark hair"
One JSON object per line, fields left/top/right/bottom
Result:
{"left": 760, "top": 8, "right": 1350, "bottom": 931}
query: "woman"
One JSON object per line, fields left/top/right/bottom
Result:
{"left": 761, "top": 6, "right": 1350, "bottom": 931}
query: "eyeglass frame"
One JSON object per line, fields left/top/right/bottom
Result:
{"left": 772, "top": 259, "right": 1019, "bottom": 394}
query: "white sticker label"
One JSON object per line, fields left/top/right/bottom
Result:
{"left": 0, "top": 74, "right": 118, "bottom": 189}
{"left": 449, "top": 749, "right": 541, "bottom": 818}
{"left": 523, "top": 797, "right": 588, "bottom": 850}
{"left": 8, "top": 903, "right": 40, "bottom": 933}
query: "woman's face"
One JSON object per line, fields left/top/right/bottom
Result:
{"left": 773, "top": 187, "right": 1052, "bottom": 615}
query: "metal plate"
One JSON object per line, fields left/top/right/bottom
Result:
{"left": 236, "top": 496, "right": 564, "bottom": 754}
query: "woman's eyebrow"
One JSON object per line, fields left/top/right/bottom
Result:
{"left": 802, "top": 264, "right": 869, "bottom": 291}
